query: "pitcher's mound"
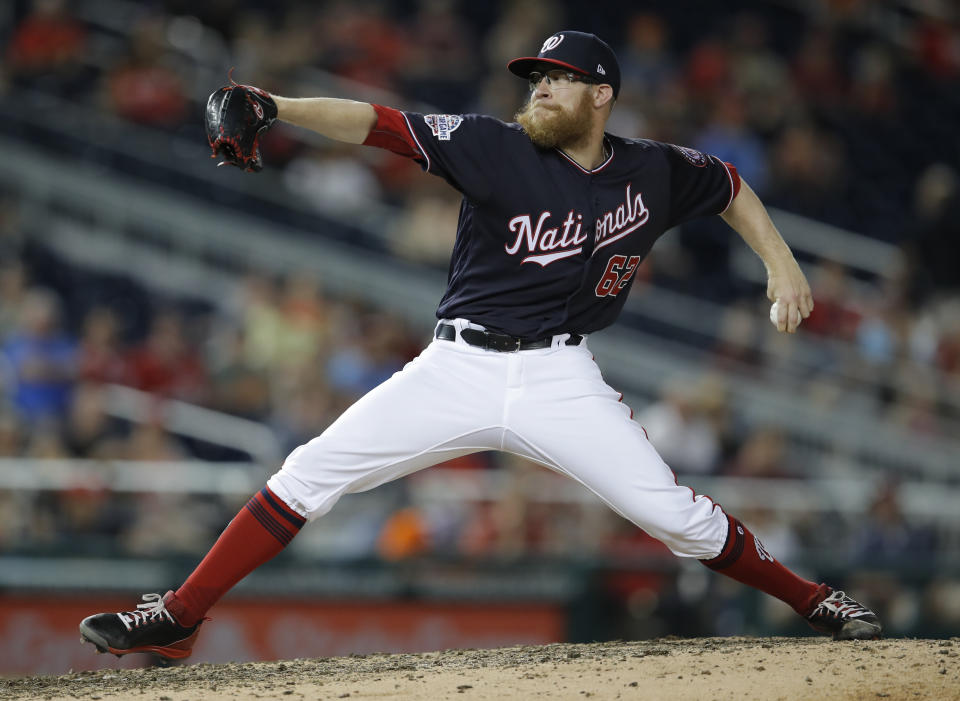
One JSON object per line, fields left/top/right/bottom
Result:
{"left": 3, "top": 637, "right": 958, "bottom": 700}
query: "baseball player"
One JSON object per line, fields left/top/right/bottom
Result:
{"left": 80, "top": 31, "right": 881, "bottom": 660}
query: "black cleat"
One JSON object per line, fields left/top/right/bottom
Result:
{"left": 806, "top": 588, "right": 882, "bottom": 640}
{"left": 79, "top": 592, "right": 202, "bottom": 660}
{"left": 82, "top": 637, "right": 108, "bottom": 654}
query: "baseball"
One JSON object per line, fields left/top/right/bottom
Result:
{"left": 769, "top": 301, "right": 801, "bottom": 328}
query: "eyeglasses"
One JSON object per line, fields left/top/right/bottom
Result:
{"left": 528, "top": 69, "right": 597, "bottom": 91}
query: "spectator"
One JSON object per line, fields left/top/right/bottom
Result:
{"left": 125, "top": 311, "right": 208, "bottom": 402}
{"left": 634, "top": 375, "right": 725, "bottom": 475}
{"left": 61, "top": 383, "right": 124, "bottom": 459}
{"left": 123, "top": 493, "right": 217, "bottom": 555}
{"left": 282, "top": 143, "right": 383, "bottom": 215}
{"left": 24, "top": 420, "right": 71, "bottom": 458}
{"left": 850, "top": 481, "right": 936, "bottom": 566}
{"left": 0, "top": 196, "right": 26, "bottom": 262}
{"left": 326, "top": 312, "right": 407, "bottom": 396}
{"left": 722, "top": 426, "right": 795, "bottom": 479}
{"left": 850, "top": 43, "right": 899, "bottom": 118}
{"left": 619, "top": 13, "right": 677, "bottom": 95}
{"left": 388, "top": 178, "right": 461, "bottom": 265}
{"left": 275, "top": 272, "right": 328, "bottom": 373}
{"left": 458, "top": 460, "right": 539, "bottom": 560}
{"left": 912, "top": 16, "right": 960, "bottom": 80}
{"left": 907, "top": 164, "right": 960, "bottom": 300}
{"left": 0, "top": 263, "right": 28, "bottom": 340}
{"left": 271, "top": 374, "right": 339, "bottom": 452}
{"left": 76, "top": 307, "right": 128, "bottom": 385}
{"left": 240, "top": 273, "right": 285, "bottom": 371}
{"left": 400, "top": 0, "right": 478, "bottom": 109}
{"left": 0, "top": 287, "right": 76, "bottom": 422}
{"left": 727, "top": 13, "right": 792, "bottom": 137}
{"left": 208, "top": 326, "right": 272, "bottom": 421}
{"left": 802, "top": 261, "right": 861, "bottom": 341}
{"left": 376, "top": 505, "right": 430, "bottom": 561}
{"left": 886, "top": 364, "right": 943, "bottom": 437}
{"left": 694, "top": 93, "right": 768, "bottom": 193}
{"left": 5, "top": 0, "right": 90, "bottom": 97}
{"left": 104, "top": 17, "right": 189, "bottom": 128}
{"left": 0, "top": 412, "right": 24, "bottom": 456}
{"left": 52, "top": 484, "right": 129, "bottom": 547}
{"left": 318, "top": 1, "right": 408, "bottom": 90}
{"left": 232, "top": 6, "right": 319, "bottom": 81}
{"left": 767, "top": 122, "right": 847, "bottom": 221}
{"left": 936, "top": 300, "right": 960, "bottom": 377}
{"left": 791, "top": 27, "right": 846, "bottom": 112}
{"left": 712, "top": 300, "right": 763, "bottom": 371}
{"left": 684, "top": 37, "right": 731, "bottom": 100}
{"left": 124, "top": 419, "right": 186, "bottom": 462}
{"left": 855, "top": 306, "right": 897, "bottom": 368}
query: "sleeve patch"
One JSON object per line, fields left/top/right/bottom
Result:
{"left": 424, "top": 114, "right": 463, "bottom": 141}
{"left": 671, "top": 144, "right": 707, "bottom": 167}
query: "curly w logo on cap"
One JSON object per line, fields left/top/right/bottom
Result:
{"left": 540, "top": 34, "right": 564, "bottom": 52}
{"left": 508, "top": 30, "right": 621, "bottom": 98}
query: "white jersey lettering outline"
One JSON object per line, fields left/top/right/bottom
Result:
{"left": 505, "top": 185, "right": 649, "bottom": 266}
{"left": 506, "top": 210, "right": 587, "bottom": 267}
{"left": 594, "top": 183, "right": 649, "bottom": 254}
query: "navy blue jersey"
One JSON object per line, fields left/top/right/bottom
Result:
{"left": 363, "top": 105, "right": 740, "bottom": 340}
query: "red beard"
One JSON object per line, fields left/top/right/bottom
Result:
{"left": 515, "top": 90, "right": 594, "bottom": 150}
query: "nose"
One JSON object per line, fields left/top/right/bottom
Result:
{"left": 531, "top": 74, "right": 552, "bottom": 96}
{"left": 533, "top": 81, "right": 552, "bottom": 99}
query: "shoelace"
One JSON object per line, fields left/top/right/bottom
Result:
{"left": 117, "top": 593, "right": 175, "bottom": 631}
{"left": 814, "top": 591, "right": 871, "bottom": 619}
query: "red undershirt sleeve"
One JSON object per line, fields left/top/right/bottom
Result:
{"left": 362, "top": 104, "right": 426, "bottom": 165}
{"left": 724, "top": 161, "right": 742, "bottom": 203}
{"left": 361, "top": 106, "right": 505, "bottom": 200}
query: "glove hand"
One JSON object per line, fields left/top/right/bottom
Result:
{"left": 205, "top": 76, "right": 278, "bottom": 172}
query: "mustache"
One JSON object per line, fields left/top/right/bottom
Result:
{"left": 516, "top": 89, "right": 592, "bottom": 150}
{"left": 530, "top": 100, "right": 561, "bottom": 111}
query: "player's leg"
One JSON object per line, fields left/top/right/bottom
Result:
{"left": 79, "top": 339, "right": 508, "bottom": 658}
{"left": 505, "top": 342, "right": 881, "bottom": 640}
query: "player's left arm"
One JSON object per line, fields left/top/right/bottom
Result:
{"left": 720, "top": 179, "right": 813, "bottom": 334}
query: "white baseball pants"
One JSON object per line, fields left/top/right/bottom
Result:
{"left": 267, "top": 319, "right": 729, "bottom": 559}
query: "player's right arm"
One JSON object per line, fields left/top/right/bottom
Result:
{"left": 273, "top": 97, "right": 377, "bottom": 144}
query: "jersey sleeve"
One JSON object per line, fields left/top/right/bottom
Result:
{"left": 362, "top": 104, "right": 505, "bottom": 202}
{"left": 655, "top": 142, "right": 741, "bottom": 228}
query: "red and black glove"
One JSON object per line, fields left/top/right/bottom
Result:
{"left": 205, "top": 75, "right": 278, "bottom": 172}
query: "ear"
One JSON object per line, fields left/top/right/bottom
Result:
{"left": 593, "top": 84, "right": 615, "bottom": 111}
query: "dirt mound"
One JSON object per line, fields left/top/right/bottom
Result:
{"left": 2, "top": 637, "right": 957, "bottom": 700}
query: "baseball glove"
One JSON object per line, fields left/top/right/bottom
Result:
{"left": 205, "top": 74, "right": 278, "bottom": 172}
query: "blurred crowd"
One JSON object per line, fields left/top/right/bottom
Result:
{"left": 3, "top": 0, "right": 958, "bottom": 431}
{"left": 0, "top": 203, "right": 950, "bottom": 637}
{"left": 0, "top": 242, "right": 425, "bottom": 461}
{"left": 1, "top": 0, "right": 958, "bottom": 636}
{"left": 4, "top": 0, "right": 959, "bottom": 241}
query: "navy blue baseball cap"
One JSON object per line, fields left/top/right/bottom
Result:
{"left": 508, "top": 31, "right": 621, "bottom": 98}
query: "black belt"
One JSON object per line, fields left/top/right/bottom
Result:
{"left": 435, "top": 323, "right": 582, "bottom": 352}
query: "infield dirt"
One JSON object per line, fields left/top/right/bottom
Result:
{"left": 2, "top": 637, "right": 957, "bottom": 700}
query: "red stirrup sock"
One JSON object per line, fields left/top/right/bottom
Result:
{"left": 168, "top": 486, "right": 306, "bottom": 627}
{"left": 701, "top": 513, "right": 827, "bottom": 616}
